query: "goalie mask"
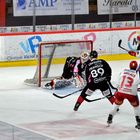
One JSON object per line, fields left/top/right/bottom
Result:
{"left": 129, "top": 60, "right": 138, "bottom": 70}
{"left": 80, "top": 52, "right": 89, "bottom": 63}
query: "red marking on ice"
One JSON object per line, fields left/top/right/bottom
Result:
{"left": 21, "top": 119, "right": 133, "bottom": 138}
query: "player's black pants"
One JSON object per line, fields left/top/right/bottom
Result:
{"left": 81, "top": 81, "right": 113, "bottom": 101}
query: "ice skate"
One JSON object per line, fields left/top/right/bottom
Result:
{"left": 135, "top": 124, "right": 140, "bottom": 130}
{"left": 107, "top": 114, "right": 113, "bottom": 127}
{"left": 73, "top": 102, "right": 80, "bottom": 111}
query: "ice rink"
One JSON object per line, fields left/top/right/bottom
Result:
{"left": 0, "top": 59, "right": 140, "bottom": 140}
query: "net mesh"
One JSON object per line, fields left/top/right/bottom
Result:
{"left": 24, "top": 40, "right": 93, "bottom": 86}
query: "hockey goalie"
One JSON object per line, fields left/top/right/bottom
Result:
{"left": 43, "top": 51, "right": 89, "bottom": 89}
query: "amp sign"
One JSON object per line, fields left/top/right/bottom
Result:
{"left": 13, "top": 0, "right": 89, "bottom": 16}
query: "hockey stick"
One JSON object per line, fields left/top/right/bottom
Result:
{"left": 84, "top": 96, "right": 106, "bottom": 102}
{"left": 53, "top": 89, "right": 82, "bottom": 99}
{"left": 118, "top": 39, "right": 129, "bottom": 52}
{"left": 84, "top": 94, "right": 114, "bottom": 102}
{"left": 107, "top": 81, "right": 117, "bottom": 91}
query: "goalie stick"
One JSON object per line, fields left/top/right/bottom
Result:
{"left": 118, "top": 39, "right": 129, "bottom": 52}
{"left": 53, "top": 88, "right": 82, "bottom": 99}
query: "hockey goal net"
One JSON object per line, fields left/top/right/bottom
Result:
{"left": 24, "top": 40, "right": 93, "bottom": 87}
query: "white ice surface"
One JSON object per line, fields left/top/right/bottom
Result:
{"left": 0, "top": 60, "right": 140, "bottom": 140}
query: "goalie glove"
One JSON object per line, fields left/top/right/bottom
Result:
{"left": 74, "top": 75, "right": 84, "bottom": 88}
{"left": 128, "top": 51, "right": 136, "bottom": 57}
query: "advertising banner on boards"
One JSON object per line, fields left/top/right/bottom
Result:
{"left": 1, "top": 29, "right": 140, "bottom": 61}
{"left": 13, "top": 0, "right": 89, "bottom": 16}
{"left": 97, "top": 0, "right": 140, "bottom": 15}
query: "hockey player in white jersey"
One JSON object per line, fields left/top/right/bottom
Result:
{"left": 107, "top": 60, "right": 140, "bottom": 130}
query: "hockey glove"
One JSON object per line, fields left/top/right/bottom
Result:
{"left": 128, "top": 51, "right": 136, "bottom": 57}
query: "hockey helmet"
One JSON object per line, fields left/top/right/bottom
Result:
{"left": 129, "top": 60, "right": 138, "bottom": 70}
{"left": 137, "top": 35, "right": 140, "bottom": 41}
{"left": 89, "top": 50, "right": 98, "bottom": 59}
{"left": 80, "top": 51, "right": 89, "bottom": 63}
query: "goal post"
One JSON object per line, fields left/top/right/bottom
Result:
{"left": 24, "top": 40, "right": 93, "bottom": 87}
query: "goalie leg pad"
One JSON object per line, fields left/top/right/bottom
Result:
{"left": 44, "top": 79, "right": 73, "bottom": 89}
{"left": 54, "top": 79, "right": 72, "bottom": 89}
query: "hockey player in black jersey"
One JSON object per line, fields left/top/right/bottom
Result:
{"left": 73, "top": 50, "right": 118, "bottom": 111}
